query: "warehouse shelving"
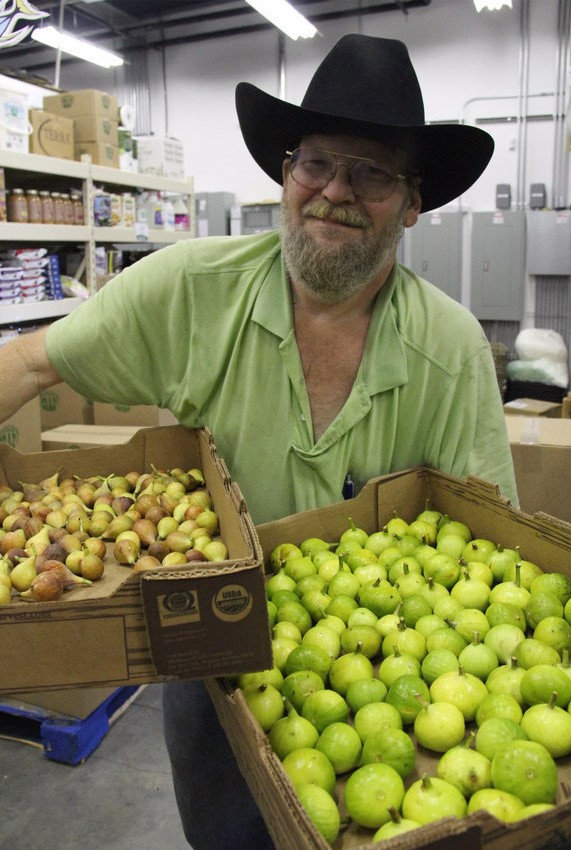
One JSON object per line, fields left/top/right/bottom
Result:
{"left": 0, "top": 149, "right": 194, "bottom": 328}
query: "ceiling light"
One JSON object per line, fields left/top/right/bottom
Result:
{"left": 245, "top": 0, "right": 318, "bottom": 40}
{"left": 31, "top": 25, "right": 124, "bottom": 68}
{"left": 473, "top": 0, "right": 512, "bottom": 10}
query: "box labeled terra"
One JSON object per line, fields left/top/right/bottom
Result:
{"left": 29, "top": 110, "right": 74, "bottom": 159}
{"left": 0, "top": 426, "right": 269, "bottom": 694}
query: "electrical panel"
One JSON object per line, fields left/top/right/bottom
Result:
{"left": 240, "top": 202, "right": 281, "bottom": 234}
{"left": 470, "top": 211, "right": 525, "bottom": 321}
{"left": 526, "top": 210, "right": 571, "bottom": 275}
{"left": 408, "top": 211, "right": 462, "bottom": 301}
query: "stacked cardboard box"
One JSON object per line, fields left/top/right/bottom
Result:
{"left": 0, "top": 397, "right": 42, "bottom": 452}
{"left": 29, "top": 109, "right": 74, "bottom": 159}
{"left": 43, "top": 89, "right": 119, "bottom": 167}
{"left": 504, "top": 397, "right": 563, "bottom": 417}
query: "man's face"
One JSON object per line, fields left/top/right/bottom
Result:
{"left": 280, "top": 134, "right": 421, "bottom": 303}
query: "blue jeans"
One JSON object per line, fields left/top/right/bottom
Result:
{"left": 162, "top": 680, "right": 275, "bottom": 849}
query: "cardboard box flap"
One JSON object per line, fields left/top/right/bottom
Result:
{"left": 141, "top": 561, "right": 271, "bottom": 679}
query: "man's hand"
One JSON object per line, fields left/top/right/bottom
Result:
{"left": 0, "top": 326, "right": 62, "bottom": 423}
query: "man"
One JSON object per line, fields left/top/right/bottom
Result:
{"left": 0, "top": 35, "right": 517, "bottom": 848}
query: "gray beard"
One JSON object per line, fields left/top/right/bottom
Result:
{"left": 281, "top": 198, "right": 407, "bottom": 304}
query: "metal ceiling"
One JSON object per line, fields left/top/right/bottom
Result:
{"left": 0, "top": 0, "right": 432, "bottom": 77}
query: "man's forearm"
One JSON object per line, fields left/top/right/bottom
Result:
{"left": 0, "top": 326, "right": 62, "bottom": 422}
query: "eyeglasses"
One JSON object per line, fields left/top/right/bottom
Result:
{"left": 286, "top": 147, "right": 412, "bottom": 202}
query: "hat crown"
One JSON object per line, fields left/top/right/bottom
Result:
{"left": 301, "top": 35, "right": 425, "bottom": 127}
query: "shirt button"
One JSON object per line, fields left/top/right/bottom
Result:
{"left": 300, "top": 414, "right": 306, "bottom": 421}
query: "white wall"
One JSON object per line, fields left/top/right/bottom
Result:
{"left": 138, "top": 0, "right": 568, "bottom": 210}
{"left": 49, "top": 0, "right": 569, "bottom": 211}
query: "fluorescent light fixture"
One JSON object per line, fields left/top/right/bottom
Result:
{"left": 245, "top": 0, "right": 318, "bottom": 40}
{"left": 473, "top": 0, "right": 512, "bottom": 10}
{"left": 31, "top": 25, "right": 124, "bottom": 68}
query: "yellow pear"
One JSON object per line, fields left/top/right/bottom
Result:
{"left": 10, "top": 555, "right": 37, "bottom": 591}
{"left": 25, "top": 526, "right": 52, "bottom": 555}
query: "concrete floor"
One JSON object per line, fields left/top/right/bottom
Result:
{"left": 0, "top": 684, "right": 190, "bottom": 850}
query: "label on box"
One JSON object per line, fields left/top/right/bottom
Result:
{"left": 140, "top": 567, "right": 270, "bottom": 679}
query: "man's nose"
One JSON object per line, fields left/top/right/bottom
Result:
{"left": 321, "top": 162, "right": 357, "bottom": 204}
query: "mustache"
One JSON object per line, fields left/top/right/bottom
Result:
{"left": 301, "top": 200, "right": 371, "bottom": 228}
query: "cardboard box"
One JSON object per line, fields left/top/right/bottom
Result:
{"left": 506, "top": 415, "right": 571, "bottom": 523}
{"left": 39, "top": 383, "right": 93, "bottom": 430}
{"left": 43, "top": 89, "right": 118, "bottom": 121}
{"left": 0, "top": 425, "right": 269, "bottom": 694}
{"left": 75, "top": 142, "right": 119, "bottom": 168}
{"left": 73, "top": 114, "right": 118, "bottom": 145}
{"left": 5, "top": 685, "right": 122, "bottom": 719}
{"left": 41, "top": 423, "right": 144, "bottom": 451}
{"left": 29, "top": 110, "right": 74, "bottom": 159}
{"left": 93, "top": 401, "right": 177, "bottom": 428}
{"left": 562, "top": 393, "right": 571, "bottom": 418}
{"left": 0, "top": 397, "right": 42, "bottom": 453}
{"left": 135, "top": 135, "right": 185, "bottom": 179}
{"left": 504, "top": 397, "right": 563, "bottom": 417}
{"left": 207, "top": 468, "right": 571, "bottom": 850}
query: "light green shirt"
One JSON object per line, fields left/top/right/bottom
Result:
{"left": 46, "top": 231, "right": 517, "bottom": 524}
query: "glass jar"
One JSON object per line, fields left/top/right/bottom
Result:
{"left": 70, "top": 190, "right": 84, "bottom": 225}
{"left": 39, "top": 190, "right": 54, "bottom": 224}
{"left": 52, "top": 192, "right": 65, "bottom": 225}
{"left": 7, "top": 188, "right": 28, "bottom": 223}
{"left": 61, "top": 193, "right": 74, "bottom": 225}
{"left": 25, "top": 189, "right": 43, "bottom": 224}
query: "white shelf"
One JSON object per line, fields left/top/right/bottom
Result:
{"left": 91, "top": 165, "right": 192, "bottom": 194}
{"left": 93, "top": 227, "right": 190, "bottom": 244}
{"left": 0, "top": 297, "right": 84, "bottom": 324}
{"left": 0, "top": 150, "right": 88, "bottom": 179}
{"left": 0, "top": 223, "right": 91, "bottom": 242}
{"left": 0, "top": 150, "right": 194, "bottom": 320}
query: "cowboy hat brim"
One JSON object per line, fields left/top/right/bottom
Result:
{"left": 235, "top": 81, "right": 494, "bottom": 213}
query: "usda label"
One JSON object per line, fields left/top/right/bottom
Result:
{"left": 212, "top": 584, "right": 253, "bottom": 622}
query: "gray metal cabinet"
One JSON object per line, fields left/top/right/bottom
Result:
{"left": 408, "top": 212, "right": 462, "bottom": 301}
{"left": 526, "top": 210, "right": 571, "bottom": 275}
{"left": 470, "top": 211, "right": 525, "bottom": 321}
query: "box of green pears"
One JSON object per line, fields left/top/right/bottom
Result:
{"left": 0, "top": 425, "right": 270, "bottom": 694}
{"left": 206, "top": 466, "right": 571, "bottom": 850}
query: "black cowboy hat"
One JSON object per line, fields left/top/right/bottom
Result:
{"left": 235, "top": 34, "right": 494, "bottom": 213}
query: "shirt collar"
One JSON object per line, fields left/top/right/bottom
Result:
{"left": 252, "top": 244, "right": 408, "bottom": 393}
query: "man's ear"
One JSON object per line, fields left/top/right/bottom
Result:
{"left": 282, "top": 158, "right": 291, "bottom": 184}
{"left": 404, "top": 189, "right": 422, "bottom": 228}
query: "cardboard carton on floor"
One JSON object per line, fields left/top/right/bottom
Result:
{"left": 0, "top": 397, "right": 42, "bottom": 453}
{"left": 505, "top": 415, "right": 571, "bottom": 523}
{"left": 504, "top": 397, "right": 562, "bottom": 417}
{"left": 39, "top": 383, "right": 93, "bottom": 430}
{"left": 93, "top": 401, "right": 177, "bottom": 428}
{"left": 0, "top": 425, "right": 269, "bottom": 694}
{"left": 207, "top": 467, "right": 571, "bottom": 850}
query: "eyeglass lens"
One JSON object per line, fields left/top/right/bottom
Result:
{"left": 289, "top": 148, "right": 402, "bottom": 201}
